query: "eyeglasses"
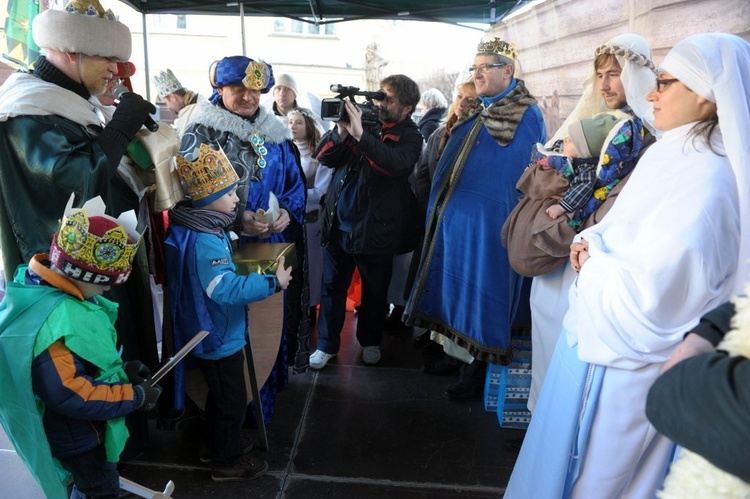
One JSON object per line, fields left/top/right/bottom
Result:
{"left": 468, "top": 63, "right": 508, "bottom": 74}
{"left": 655, "top": 78, "right": 679, "bottom": 93}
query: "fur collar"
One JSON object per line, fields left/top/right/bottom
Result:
{"left": 659, "top": 288, "right": 750, "bottom": 497}
{"left": 190, "top": 99, "right": 291, "bottom": 144}
{"left": 459, "top": 81, "right": 537, "bottom": 147}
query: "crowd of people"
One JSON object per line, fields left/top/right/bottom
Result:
{"left": 0, "top": 0, "right": 748, "bottom": 495}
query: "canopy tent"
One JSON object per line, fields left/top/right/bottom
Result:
{"left": 115, "top": 0, "right": 526, "bottom": 26}
{"left": 109, "top": 0, "right": 526, "bottom": 97}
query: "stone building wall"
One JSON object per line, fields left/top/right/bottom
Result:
{"left": 488, "top": 0, "right": 750, "bottom": 138}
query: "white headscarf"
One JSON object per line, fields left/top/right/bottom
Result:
{"left": 548, "top": 33, "right": 657, "bottom": 146}
{"left": 662, "top": 33, "right": 750, "bottom": 293}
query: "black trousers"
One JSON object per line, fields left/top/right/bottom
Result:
{"left": 59, "top": 444, "right": 120, "bottom": 499}
{"left": 196, "top": 349, "right": 247, "bottom": 467}
{"left": 316, "top": 230, "right": 393, "bottom": 354}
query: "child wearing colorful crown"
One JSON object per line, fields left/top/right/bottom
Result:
{"left": 0, "top": 195, "right": 162, "bottom": 499}
{"left": 165, "top": 142, "right": 292, "bottom": 481}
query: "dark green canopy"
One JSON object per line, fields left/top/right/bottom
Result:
{"left": 116, "top": 0, "right": 527, "bottom": 26}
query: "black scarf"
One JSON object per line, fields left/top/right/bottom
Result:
{"left": 169, "top": 203, "right": 235, "bottom": 237}
{"left": 32, "top": 56, "right": 91, "bottom": 100}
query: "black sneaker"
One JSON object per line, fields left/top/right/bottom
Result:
{"left": 200, "top": 435, "right": 255, "bottom": 463}
{"left": 211, "top": 455, "right": 269, "bottom": 482}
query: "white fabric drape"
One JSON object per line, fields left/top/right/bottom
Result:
{"left": 565, "top": 122, "right": 740, "bottom": 368}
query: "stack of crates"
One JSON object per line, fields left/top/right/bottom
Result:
{"left": 483, "top": 338, "right": 532, "bottom": 429}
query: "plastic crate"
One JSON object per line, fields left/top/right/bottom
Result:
{"left": 497, "top": 367, "right": 532, "bottom": 429}
{"left": 483, "top": 363, "right": 503, "bottom": 412}
{"left": 488, "top": 338, "right": 532, "bottom": 428}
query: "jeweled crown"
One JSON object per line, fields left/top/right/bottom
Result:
{"left": 176, "top": 143, "right": 240, "bottom": 205}
{"left": 56, "top": 211, "right": 140, "bottom": 273}
{"left": 476, "top": 38, "right": 518, "bottom": 62}
{"left": 153, "top": 69, "right": 184, "bottom": 99}
{"left": 242, "top": 60, "right": 272, "bottom": 91}
{"left": 49, "top": 195, "right": 141, "bottom": 285}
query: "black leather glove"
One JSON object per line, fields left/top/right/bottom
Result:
{"left": 123, "top": 360, "right": 150, "bottom": 384}
{"left": 96, "top": 92, "right": 157, "bottom": 168}
{"left": 133, "top": 382, "right": 162, "bottom": 412}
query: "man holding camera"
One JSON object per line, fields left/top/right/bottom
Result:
{"left": 309, "top": 74, "right": 423, "bottom": 369}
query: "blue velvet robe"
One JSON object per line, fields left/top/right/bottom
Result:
{"left": 405, "top": 81, "right": 546, "bottom": 363}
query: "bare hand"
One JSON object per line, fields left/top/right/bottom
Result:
{"left": 275, "top": 256, "right": 293, "bottom": 290}
{"left": 570, "top": 238, "right": 589, "bottom": 274}
{"left": 546, "top": 204, "right": 566, "bottom": 220}
{"left": 660, "top": 333, "right": 715, "bottom": 374}
{"left": 341, "top": 100, "right": 364, "bottom": 141}
{"left": 269, "top": 209, "right": 291, "bottom": 234}
{"left": 242, "top": 210, "right": 269, "bottom": 236}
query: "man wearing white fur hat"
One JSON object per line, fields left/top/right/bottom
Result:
{"left": 0, "top": 0, "right": 161, "bottom": 394}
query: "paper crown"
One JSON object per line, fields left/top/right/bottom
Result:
{"left": 49, "top": 195, "right": 141, "bottom": 285}
{"left": 154, "top": 69, "right": 184, "bottom": 99}
{"left": 32, "top": 0, "right": 131, "bottom": 61}
{"left": 176, "top": 143, "right": 240, "bottom": 207}
{"left": 476, "top": 38, "right": 518, "bottom": 62}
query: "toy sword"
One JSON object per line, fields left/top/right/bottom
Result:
{"left": 147, "top": 330, "right": 209, "bottom": 386}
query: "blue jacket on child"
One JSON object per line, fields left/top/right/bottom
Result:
{"left": 165, "top": 226, "right": 278, "bottom": 408}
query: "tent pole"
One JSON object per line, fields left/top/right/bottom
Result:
{"left": 142, "top": 12, "right": 152, "bottom": 100}
{"left": 240, "top": 3, "right": 246, "bottom": 56}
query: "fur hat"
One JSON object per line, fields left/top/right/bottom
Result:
{"left": 32, "top": 0, "right": 131, "bottom": 61}
{"left": 273, "top": 73, "right": 298, "bottom": 97}
{"left": 49, "top": 195, "right": 141, "bottom": 286}
{"left": 176, "top": 143, "right": 240, "bottom": 208}
{"left": 154, "top": 69, "right": 184, "bottom": 100}
{"left": 567, "top": 113, "right": 620, "bottom": 159}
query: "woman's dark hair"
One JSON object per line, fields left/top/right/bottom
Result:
{"left": 688, "top": 113, "right": 721, "bottom": 155}
{"left": 680, "top": 83, "right": 721, "bottom": 156}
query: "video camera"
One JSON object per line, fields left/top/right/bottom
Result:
{"left": 320, "top": 84, "right": 386, "bottom": 130}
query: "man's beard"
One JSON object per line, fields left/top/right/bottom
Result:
{"left": 378, "top": 107, "right": 397, "bottom": 124}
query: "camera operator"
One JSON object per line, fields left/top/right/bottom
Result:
{"left": 309, "top": 74, "right": 423, "bottom": 369}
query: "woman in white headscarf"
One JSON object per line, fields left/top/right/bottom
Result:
{"left": 528, "top": 33, "right": 658, "bottom": 412}
{"left": 506, "top": 32, "right": 750, "bottom": 499}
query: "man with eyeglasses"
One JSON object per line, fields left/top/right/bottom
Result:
{"left": 309, "top": 74, "right": 423, "bottom": 369}
{"left": 404, "top": 38, "right": 546, "bottom": 401}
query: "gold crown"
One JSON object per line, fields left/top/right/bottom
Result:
{"left": 176, "top": 143, "right": 240, "bottom": 204}
{"left": 476, "top": 38, "right": 518, "bottom": 62}
{"left": 242, "top": 60, "right": 272, "bottom": 91}
{"left": 57, "top": 210, "right": 140, "bottom": 273}
{"left": 63, "top": 0, "right": 117, "bottom": 21}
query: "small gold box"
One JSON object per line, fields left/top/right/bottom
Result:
{"left": 232, "top": 242, "right": 297, "bottom": 276}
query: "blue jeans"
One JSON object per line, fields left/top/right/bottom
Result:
{"left": 316, "top": 229, "right": 393, "bottom": 354}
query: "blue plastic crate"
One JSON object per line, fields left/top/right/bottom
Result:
{"left": 497, "top": 366, "right": 532, "bottom": 429}
{"left": 484, "top": 337, "right": 532, "bottom": 427}
{"left": 483, "top": 363, "right": 503, "bottom": 412}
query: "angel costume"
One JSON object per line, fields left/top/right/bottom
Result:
{"left": 506, "top": 33, "right": 750, "bottom": 498}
